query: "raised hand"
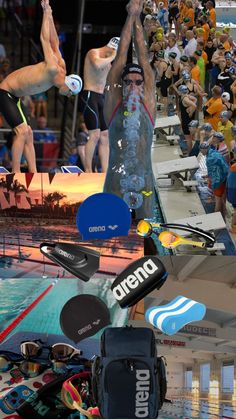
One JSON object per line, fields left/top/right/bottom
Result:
{"left": 126, "top": 0, "right": 143, "bottom": 16}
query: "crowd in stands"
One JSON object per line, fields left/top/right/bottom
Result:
{"left": 138, "top": 0, "right": 236, "bottom": 233}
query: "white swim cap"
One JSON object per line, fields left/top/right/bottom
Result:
{"left": 65, "top": 74, "right": 83, "bottom": 95}
{"left": 107, "top": 37, "right": 120, "bottom": 50}
{"left": 221, "top": 92, "right": 230, "bottom": 101}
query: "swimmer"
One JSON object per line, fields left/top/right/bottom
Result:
{"left": 80, "top": 37, "right": 120, "bottom": 172}
{"left": 103, "top": 0, "right": 156, "bottom": 219}
{"left": 0, "top": 0, "right": 82, "bottom": 173}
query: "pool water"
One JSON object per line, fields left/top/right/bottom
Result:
{"left": 159, "top": 399, "right": 236, "bottom": 419}
{"left": 0, "top": 275, "right": 128, "bottom": 342}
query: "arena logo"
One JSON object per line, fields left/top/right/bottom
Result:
{"left": 88, "top": 225, "right": 118, "bottom": 232}
{"left": 78, "top": 324, "right": 92, "bottom": 335}
{"left": 135, "top": 370, "right": 150, "bottom": 418}
{"left": 112, "top": 259, "right": 159, "bottom": 301}
{"left": 57, "top": 248, "right": 75, "bottom": 260}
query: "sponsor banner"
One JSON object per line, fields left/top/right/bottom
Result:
{"left": 157, "top": 338, "right": 186, "bottom": 347}
{"left": 180, "top": 325, "right": 216, "bottom": 337}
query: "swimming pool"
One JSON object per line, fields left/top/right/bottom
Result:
{"left": 159, "top": 399, "right": 236, "bottom": 419}
{"left": 0, "top": 275, "right": 128, "bottom": 342}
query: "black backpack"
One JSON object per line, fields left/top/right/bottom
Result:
{"left": 92, "top": 326, "right": 165, "bottom": 419}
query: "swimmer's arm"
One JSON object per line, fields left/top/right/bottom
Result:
{"left": 88, "top": 49, "right": 117, "bottom": 70}
{"left": 40, "top": 5, "right": 58, "bottom": 73}
{"left": 133, "top": 15, "right": 156, "bottom": 115}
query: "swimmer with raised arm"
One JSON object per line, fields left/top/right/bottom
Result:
{"left": 103, "top": 0, "right": 156, "bottom": 219}
{"left": 0, "top": 0, "right": 82, "bottom": 173}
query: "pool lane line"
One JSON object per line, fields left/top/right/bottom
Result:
{"left": 0, "top": 276, "right": 62, "bottom": 344}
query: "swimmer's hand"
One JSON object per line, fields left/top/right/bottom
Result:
{"left": 41, "top": 0, "right": 51, "bottom": 13}
{"left": 126, "top": 0, "right": 143, "bottom": 16}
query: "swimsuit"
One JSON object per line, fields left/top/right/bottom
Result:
{"left": 0, "top": 89, "right": 29, "bottom": 128}
{"left": 103, "top": 99, "right": 155, "bottom": 219}
{"left": 79, "top": 90, "right": 107, "bottom": 131}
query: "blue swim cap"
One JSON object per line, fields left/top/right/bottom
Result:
{"left": 199, "top": 141, "right": 210, "bottom": 149}
{"left": 200, "top": 123, "right": 213, "bottom": 131}
{"left": 178, "top": 84, "right": 188, "bottom": 94}
{"left": 231, "top": 125, "right": 236, "bottom": 133}
{"left": 188, "top": 120, "right": 199, "bottom": 128}
{"left": 213, "top": 131, "right": 224, "bottom": 141}
{"left": 76, "top": 193, "right": 132, "bottom": 240}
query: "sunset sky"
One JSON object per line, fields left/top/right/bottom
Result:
{"left": 0, "top": 174, "right": 106, "bottom": 208}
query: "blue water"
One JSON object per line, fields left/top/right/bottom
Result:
{"left": 0, "top": 276, "right": 128, "bottom": 341}
{"left": 159, "top": 399, "right": 236, "bottom": 419}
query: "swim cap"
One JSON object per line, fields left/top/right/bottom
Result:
{"left": 221, "top": 92, "right": 230, "bottom": 101}
{"left": 169, "top": 52, "right": 177, "bottom": 59}
{"left": 65, "top": 74, "right": 83, "bottom": 95}
{"left": 225, "top": 52, "right": 232, "bottom": 59}
{"left": 156, "top": 27, "right": 164, "bottom": 34}
{"left": 220, "top": 110, "right": 229, "bottom": 118}
{"left": 213, "top": 131, "right": 224, "bottom": 141}
{"left": 144, "top": 14, "right": 153, "bottom": 20}
{"left": 231, "top": 125, "right": 236, "bottom": 133}
{"left": 107, "top": 37, "right": 120, "bottom": 50}
{"left": 199, "top": 141, "right": 210, "bottom": 149}
{"left": 157, "top": 50, "right": 165, "bottom": 58}
{"left": 60, "top": 295, "right": 111, "bottom": 343}
{"left": 200, "top": 123, "right": 213, "bottom": 131}
{"left": 183, "top": 17, "right": 190, "bottom": 23}
{"left": 178, "top": 84, "right": 188, "bottom": 94}
{"left": 210, "top": 28, "right": 216, "bottom": 33}
{"left": 76, "top": 193, "right": 132, "bottom": 240}
{"left": 182, "top": 71, "right": 191, "bottom": 80}
{"left": 196, "top": 28, "right": 205, "bottom": 34}
{"left": 156, "top": 33, "right": 163, "bottom": 41}
{"left": 194, "top": 50, "right": 202, "bottom": 57}
{"left": 188, "top": 120, "right": 199, "bottom": 128}
{"left": 223, "top": 27, "right": 230, "bottom": 33}
{"left": 180, "top": 55, "right": 188, "bottom": 62}
{"left": 121, "top": 63, "right": 144, "bottom": 80}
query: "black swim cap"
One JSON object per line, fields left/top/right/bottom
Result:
{"left": 121, "top": 63, "right": 145, "bottom": 80}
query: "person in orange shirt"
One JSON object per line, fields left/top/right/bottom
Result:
{"left": 189, "top": 56, "right": 200, "bottom": 84}
{"left": 197, "top": 40, "right": 208, "bottom": 65}
{"left": 220, "top": 34, "right": 231, "bottom": 51}
{"left": 203, "top": 85, "right": 224, "bottom": 130}
{"left": 201, "top": 16, "right": 210, "bottom": 44}
{"left": 206, "top": 1, "right": 216, "bottom": 28}
{"left": 179, "top": 0, "right": 187, "bottom": 25}
{"left": 184, "top": 0, "right": 195, "bottom": 30}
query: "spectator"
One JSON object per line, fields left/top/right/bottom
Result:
{"left": 183, "top": 30, "right": 197, "bottom": 57}
{"left": 200, "top": 142, "right": 229, "bottom": 219}
{"left": 210, "top": 131, "right": 230, "bottom": 164}
{"left": 32, "top": 92, "right": 48, "bottom": 119}
{"left": 189, "top": 56, "right": 200, "bottom": 84}
{"left": 164, "top": 32, "right": 181, "bottom": 61}
{"left": 33, "top": 116, "right": 57, "bottom": 143}
{"left": 217, "top": 111, "right": 233, "bottom": 150}
{"left": 206, "top": 1, "right": 216, "bottom": 28}
{"left": 203, "top": 85, "right": 224, "bottom": 130}
{"left": 226, "top": 147, "right": 236, "bottom": 234}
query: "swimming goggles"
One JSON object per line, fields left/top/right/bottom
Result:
{"left": 123, "top": 79, "right": 144, "bottom": 86}
{"left": 61, "top": 372, "right": 100, "bottom": 418}
{"left": 0, "top": 340, "right": 82, "bottom": 377}
{"left": 137, "top": 220, "right": 216, "bottom": 248}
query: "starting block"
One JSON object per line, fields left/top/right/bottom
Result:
{"left": 154, "top": 156, "right": 199, "bottom": 191}
{"left": 171, "top": 212, "right": 226, "bottom": 236}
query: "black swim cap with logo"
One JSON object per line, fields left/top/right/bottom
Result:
{"left": 121, "top": 63, "right": 145, "bottom": 81}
